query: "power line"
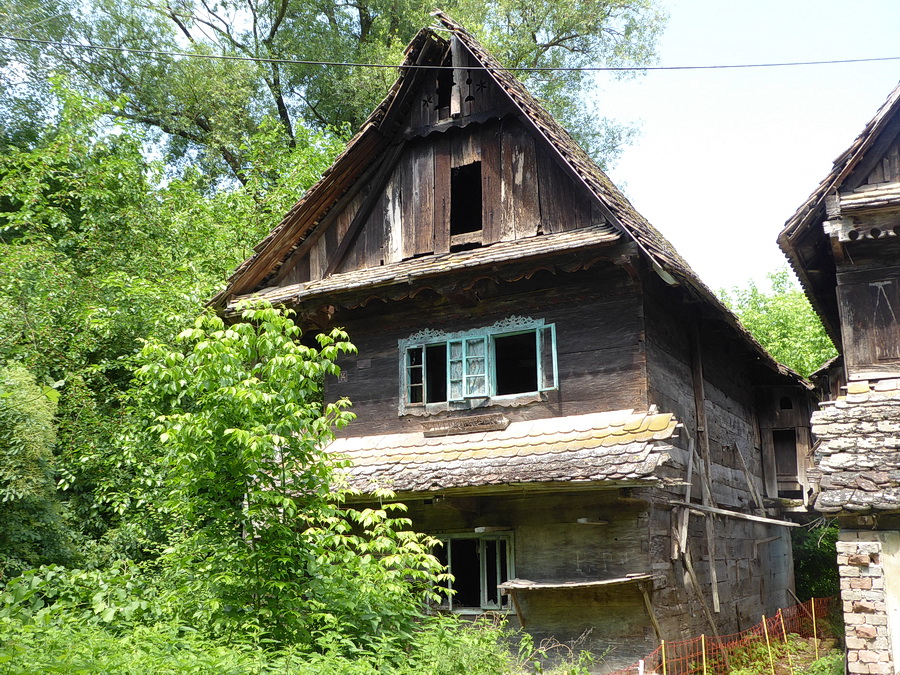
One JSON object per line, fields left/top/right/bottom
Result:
{"left": 2, "top": 33, "right": 900, "bottom": 72}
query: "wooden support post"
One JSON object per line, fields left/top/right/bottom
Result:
{"left": 689, "top": 320, "right": 712, "bottom": 500}
{"left": 733, "top": 442, "right": 766, "bottom": 515}
{"left": 705, "top": 511, "right": 721, "bottom": 613}
{"left": 683, "top": 545, "right": 730, "bottom": 670}
{"left": 507, "top": 589, "right": 526, "bottom": 629}
{"left": 683, "top": 545, "right": 721, "bottom": 640}
{"left": 672, "top": 501, "right": 801, "bottom": 527}
{"left": 673, "top": 437, "right": 696, "bottom": 560}
{"left": 639, "top": 582, "right": 664, "bottom": 644}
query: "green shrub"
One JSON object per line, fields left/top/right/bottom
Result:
{"left": 0, "top": 612, "right": 593, "bottom": 674}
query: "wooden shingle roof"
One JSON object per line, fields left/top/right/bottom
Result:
{"left": 224, "top": 225, "right": 617, "bottom": 312}
{"left": 778, "top": 81, "right": 900, "bottom": 344}
{"left": 212, "top": 12, "right": 804, "bottom": 384}
{"left": 330, "top": 409, "right": 679, "bottom": 494}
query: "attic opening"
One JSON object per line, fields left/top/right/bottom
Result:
{"left": 436, "top": 54, "right": 453, "bottom": 115}
{"left": 450, "top": 162, "right": 482, "bottom": 239}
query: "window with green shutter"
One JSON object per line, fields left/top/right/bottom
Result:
{"left": 399, "top": 317, "right": 557, "bottom": 412}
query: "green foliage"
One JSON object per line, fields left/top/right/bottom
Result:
{"left": 792, "top": 520, "right": 840, "bottom": 602}
{"left": 0, "top": 365, "right": 77, "bottom": 578}
{"left": 3, "top": 0, "right": 664, "bottom": 179}
{"left": 129, "top": 302, "right": 448, "bottom": 649}
{"left": 0, "top": 563, "right": 157, "bottom": 627}
{"left": 805, "top": 653, "right": 844, "bottom": 675}
{"left": 0, "top": 88, "right": 341, "bottom": 552}
{"left": 719, "top": 267, "right": 837, "bottom": 378}
{"left": 728, "top": 633, "right": 843, "bottom": 675}
{"left": 0, "top": 609, "right": 598, "bottom": 674}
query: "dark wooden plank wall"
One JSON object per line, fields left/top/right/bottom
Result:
{"left": 398, "top": 489, "right": 658, "bottom": 670}
{"left": 282, "top": 117, "right": 601, "bottom": 283}
{"left": 862, "top": 136, "right": 900, "bottom": 186}
{"left": 643, "top": 279, "right": 762, "bottom": 510}
{"left": 405, "top": 38, "right": 505, "bottom": 131}
{"left": 636, "top": 488, "right": 794, "bottom": 640}
{"left": 836, "top": 238, "right": 900, "bottom": 378}
{"left": 324, "top": 264, "right": 647, "bottom": 437}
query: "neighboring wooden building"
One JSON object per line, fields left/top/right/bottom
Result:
{"left": 779, "top": 81, "right": 900, "bottom": 675}
{"left": 215, "top": 13, "right": 811, "bottom": 670}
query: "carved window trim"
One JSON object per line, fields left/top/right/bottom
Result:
{"left": 398, "top": 316, "right": 558, "bottom": 415}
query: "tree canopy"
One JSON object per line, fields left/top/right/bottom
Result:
{"left": 2, "top": 0, "right": 664, "bottom": 180}
{"left": 719, "top": 267, "right": 837, "bottom": 379}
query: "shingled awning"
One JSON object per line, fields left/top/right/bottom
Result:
{"left": 813, "top": 379, "right": 900, "bottom": 513}
{"left": 329, "top": 408, "right": 679, "bottom": 494}
{"left": 227, "top": 225, "right": 619, "bottom": 312}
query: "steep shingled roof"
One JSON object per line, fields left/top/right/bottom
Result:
{"left": 212, "top": 12, "right": 804, "bottom": 384}
{"left": 777, "top": 81, "right": 900, "bottom": 344}
{"left": 330, "top": 409, "right": 679, "bottom": 494}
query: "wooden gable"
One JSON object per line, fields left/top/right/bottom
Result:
{"left": 781, "top": 82, "right": 900, "bottom": 381}
{"left": 269, "top": 39, "right": 606, "bottom": 289}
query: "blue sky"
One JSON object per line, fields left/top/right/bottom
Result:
{"left": 594, "top": 0, "right": 900, "bottom": 292}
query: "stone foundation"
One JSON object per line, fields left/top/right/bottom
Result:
{"left": 838, "top": 531, "right": 897, "bottom": 674}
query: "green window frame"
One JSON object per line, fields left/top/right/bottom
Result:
{"left": 399, "top": 318, "right": 557, "bottom": 409}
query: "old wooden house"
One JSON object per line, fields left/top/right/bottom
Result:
{"left": 779, "top": 81, "right": 900, "bottom": 674}
{"left": 214, "top": 13, "right": 813, "bottom": 669}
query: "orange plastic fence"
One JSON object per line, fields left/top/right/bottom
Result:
{"left": 607, "top": 597, "right": 834, "bottom": 675}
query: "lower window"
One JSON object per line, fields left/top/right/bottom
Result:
{"left": 435, "top": 534, "right": 513, "bottom": 611}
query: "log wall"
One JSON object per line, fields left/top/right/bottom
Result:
{"left": 400, "top": 489, "right": 658, "bottom": 670}
{"left": 276, "top": 117, "right": 605, "bottom": 287}
{"left": 325, "top": 263, "right": 647, "bottom": 437}
{"left": 641, "top": 277, "right": 796, "bottom": 640}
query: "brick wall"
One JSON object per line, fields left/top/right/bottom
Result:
{"left": 838, "top": 531, "right": 895, "bottom": 674}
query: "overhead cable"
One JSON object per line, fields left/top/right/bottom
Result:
{"left": 2, "top": 34, "right": 900, "bottom": 72}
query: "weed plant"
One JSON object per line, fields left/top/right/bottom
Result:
{"left": 0, "top": 612, "right": 593, "bottom": 674}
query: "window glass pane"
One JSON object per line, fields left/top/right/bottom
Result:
{"left": 538, "top": 324, "right": 558, "bottom": 391}
{"left": 448, "top": 340, "right": 464, "bottom": 400}
{"left": 499, "top": 539, "right": 509, "bottom": 608}
{"left": 407, "top": 347, "right": 424, "bottom": 404}
{"left": 483, "top": 539, "right": 499, "bottom": 606}
{"left": 464, "top": 337, "right": 487, "bottom": 396}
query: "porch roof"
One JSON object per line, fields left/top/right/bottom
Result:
{"left": 329, "top": 408, "right": 679, "bottom": 494}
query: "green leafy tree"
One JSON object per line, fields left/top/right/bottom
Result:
{"left": 0, "top": 88, "right": 342, "bottom": 548}
{"left": 133, "top": 302, "right": 446, "bottom": 646}
{"left": 791, "top": 520, "right": 840, "bottom": 601}
{"left": 719, "top": 267, "right": 837, "bottom": 378}
{"left": 0, "top": 365, "right": 77, "bottom": 578}
{"left": 3, "top": 0, "right": 664, "bottom": 180}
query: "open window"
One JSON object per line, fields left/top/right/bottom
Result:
{"left": 400, "top": 318, "right": 557, "bottom": 410}
{"left": 435, "top": 534, "right": 513, "bottom": 612}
